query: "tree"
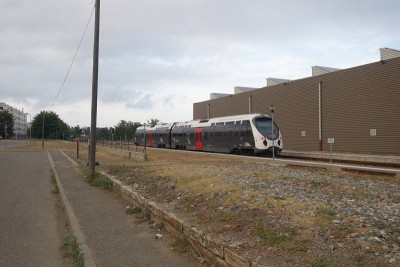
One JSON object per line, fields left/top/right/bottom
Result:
{"left": 114, "top": 120, "right": 142, "bottom": 140}
{"left": 31, "top": 111, "right": 70, "bottom": 140}
{"left": 71, "top": 125, "right": 82, "bottom": 138}
{"left": 96, "top": 127, "right": 112, "bottom": 140}
{"left": 0, "top": 110, "right": 14, "bottom": 138}
{"left": 147, "top": 118, "right": 159, "bottom": 127}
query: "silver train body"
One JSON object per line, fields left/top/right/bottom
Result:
{"left": 133, "top": 113, "right": 283, "bottom": 155}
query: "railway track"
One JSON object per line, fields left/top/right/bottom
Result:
{"left": 98, "top": 142, "right": 400, "bottom": 178}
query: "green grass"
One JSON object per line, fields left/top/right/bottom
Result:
{"left": 253, "top": 224, "right": 309, "bottom": 252}
{"left": 309, "top": 256, "right": 336, "bottom": 267}
{"left": 50, "top": 172, "right": 59, "bottom": 194}
{"left": 217, "top": 211, "right": 235, "bottom": 222}
{"left": 125, "top": 205, "right": 141, "bottom": 214}
{"left": 316, "top": 206, "right": 336, "bottom": 217}
{"left": 84, "top": 170, "right": 113, "bottom": 190}
{"left": 61, "top": 235, "right": 84, "bottom": 267}
{"left": 172, "top": 235, "right": 190, "bottom": 253}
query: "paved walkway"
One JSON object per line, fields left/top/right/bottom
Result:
{"left": 0, "top": 151, "right": 68, "bottom": 267}
{"left": 49, "top": 150, "right": 199, "bottom": 266}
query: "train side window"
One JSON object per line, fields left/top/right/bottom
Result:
{"left": 233, "top": 125, "right": 240, "bottom": 137}
{"left": 244, "top": 120, "right": 253, "bottom": 137}
{"left": 225, "top": 121, "right": 234, "bottom": 137}
{"left": 241, "top": 120, "right": 249, "bottom": 137}
{"left": 216, "top": 122, "right": 224, "bottom": 137}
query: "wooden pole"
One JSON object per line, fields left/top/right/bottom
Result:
{"left": 89, "top": 0, "right": 100, "bottom": 177}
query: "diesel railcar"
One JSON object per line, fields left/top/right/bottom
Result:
{"left": 133, "top": 113, "right": 283, "bottom": 155}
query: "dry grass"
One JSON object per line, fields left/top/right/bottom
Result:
{"left": 5, "top": 140, "right": 77, "bottom": 152}
{"left": 56, "top": 145, "right": 399, "bottom": 266}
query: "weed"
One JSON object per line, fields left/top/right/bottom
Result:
{"left": 217, "top": 211, "right": 235, "bottom": 222}
{"left": 316, "top": 206, "right": 336, "bottom": 218}
{"left": 388, "top": 222, "right": 400, "bottom": 235}
{"left": 310, "top": 180, "right": 330, "bottom": 188}
{"left": 84, "top": 170, "right": 113, "bottom": 190}
{"left": 352, "top": 253, "right": 365, "bottom": 263}
{"left": 280, "top": 175, "right": 297, "bottom": 180}
{"left": 135, "top": 209, "right": 152, "bottom": 224}
{"left": 373, "top": 220, "right": 386, "bottom": 230}
{"left": 254, "top": 225, "right": 295, "bottom": 246}
{"left": 143, "top": 209, "right": 151, "bottom": 220}
{"left": 332, "top": 224, "right": 354, "bottom": 239}
{"left": 109, "top": 164, "right": 132, "bottom": 175}
{"left": 99, "top": 175, "right": 113, "bottom": 190}
{"left": 253, "top": 224, "right": 309, "bottom": 252}
{"left": 286, "top": 239, "right": 309, "bottom": 252}
{"left": 155, "top": 221, "right": 165, "bottom": 230}
{"left": 309, "top": 256, "right": 336, "bottom": 267}
{"left": 172, "top": 235, "right": 190, "bottom": 253}
{"left": 50, "top": 172, "right": 59, "bottom": 194}
{"left": 196, "top": 212, "right": 211, "bottom": 223}
{"left": 146, "top": 182, "right": 159, "bottom": 196}
{"left": 125, "top": 205, "right": 141, "bottom": 214}
{"left": 61, "top": 235, "right": 84, "bottom": 267}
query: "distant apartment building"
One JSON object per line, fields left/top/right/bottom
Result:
{"left": 0, "top": 102, "right": 28, "bottom": 138}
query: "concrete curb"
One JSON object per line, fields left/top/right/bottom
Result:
{"left": 59, "top": 149, "right": 260, "bottom": 266}
{"left": 48, "top": 151, "right": 96, "bottom": 267}
{"left": 100, "top": 171, "right": 256, "bottom": 267}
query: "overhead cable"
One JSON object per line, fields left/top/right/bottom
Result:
{"left": 49, "top": 5, "right": 95, "bottom": 109}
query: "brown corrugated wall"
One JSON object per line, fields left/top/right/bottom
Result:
{"left": 193, "top": 57, "right": 400, "bottom": 156}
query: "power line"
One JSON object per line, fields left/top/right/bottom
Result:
{"left": 49, "top": 5, "right": 95, "bottom": 109}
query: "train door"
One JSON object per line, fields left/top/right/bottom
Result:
{"left": 147, "top": 131, "right": 153, "bottom": 147}
{"left": 195, "top": 128, "right": 203, "bottom": 150}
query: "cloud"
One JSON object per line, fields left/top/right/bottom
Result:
{"left": 1, "top": 0, "right": 399, "bottom": 126}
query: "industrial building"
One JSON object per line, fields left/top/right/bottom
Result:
{"left": 193, "top": 48, "right": 400, "bottom": 156}
{"left": 0, "top": 102, "right": 28, "bottom": 138}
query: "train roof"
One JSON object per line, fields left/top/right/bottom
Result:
{"left": 174, "top": 113, "right": 271, "bottom": 127}
{"left": 135, "top": 114, "right": 272, "bottom": 131}
{"left": 136, "top": 122, "right": 174, "bottom": 131}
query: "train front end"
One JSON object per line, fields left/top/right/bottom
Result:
{"left": 252, "top": 115, "right": 283, "bottom": 155}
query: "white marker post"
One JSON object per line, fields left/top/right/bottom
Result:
{"left": 327, "top": 138, "right": 335, "bottom": 163}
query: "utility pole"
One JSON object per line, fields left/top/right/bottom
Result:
{"left": 89, "top": 0, "right": 100, "bottom": 177}
{"left": 42, "top": 111, "right": 45, "bottom": 148}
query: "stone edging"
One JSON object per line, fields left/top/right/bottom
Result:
{"left": 96, "top": 146, "right": 147, "bottom": 161}
{"left": 100, "top": 171, "right": 261, "bottom": 267}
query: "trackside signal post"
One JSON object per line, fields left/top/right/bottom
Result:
{"left": 89, "top": 0, "right": 100, "bottom": 177}
{"left": 269, "top": 105, "right": 275, "bottom": 160}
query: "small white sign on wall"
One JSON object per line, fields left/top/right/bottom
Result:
{"left": 327, "top": 138, "right": 335, "bottom": 144}
{"left": 370, "top": 129, "right": 377, "bottom": 136}
{"left": 301, "top": 131, "right": 306, "bottom": 137}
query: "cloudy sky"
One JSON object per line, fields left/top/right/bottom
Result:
{"left": 1, "top": 0, "right": 399, "bottom": 127}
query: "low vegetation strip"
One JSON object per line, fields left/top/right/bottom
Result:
{"left": 60, "top": 144, "right": 400, "bottom": 267}
{"left": 61, "top": 235, "right": 84, "bottom": 267}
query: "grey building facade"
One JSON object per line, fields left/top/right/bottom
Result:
{"left": 193, "top": 54, "right": 400, "bottom": 156}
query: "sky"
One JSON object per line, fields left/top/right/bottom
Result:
{"left": 1, "top": 0, "right": 399, "bottom": 127}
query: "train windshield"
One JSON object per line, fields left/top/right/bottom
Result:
{"left": 254, "top": 117, "right": 279, "bottom": 139}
